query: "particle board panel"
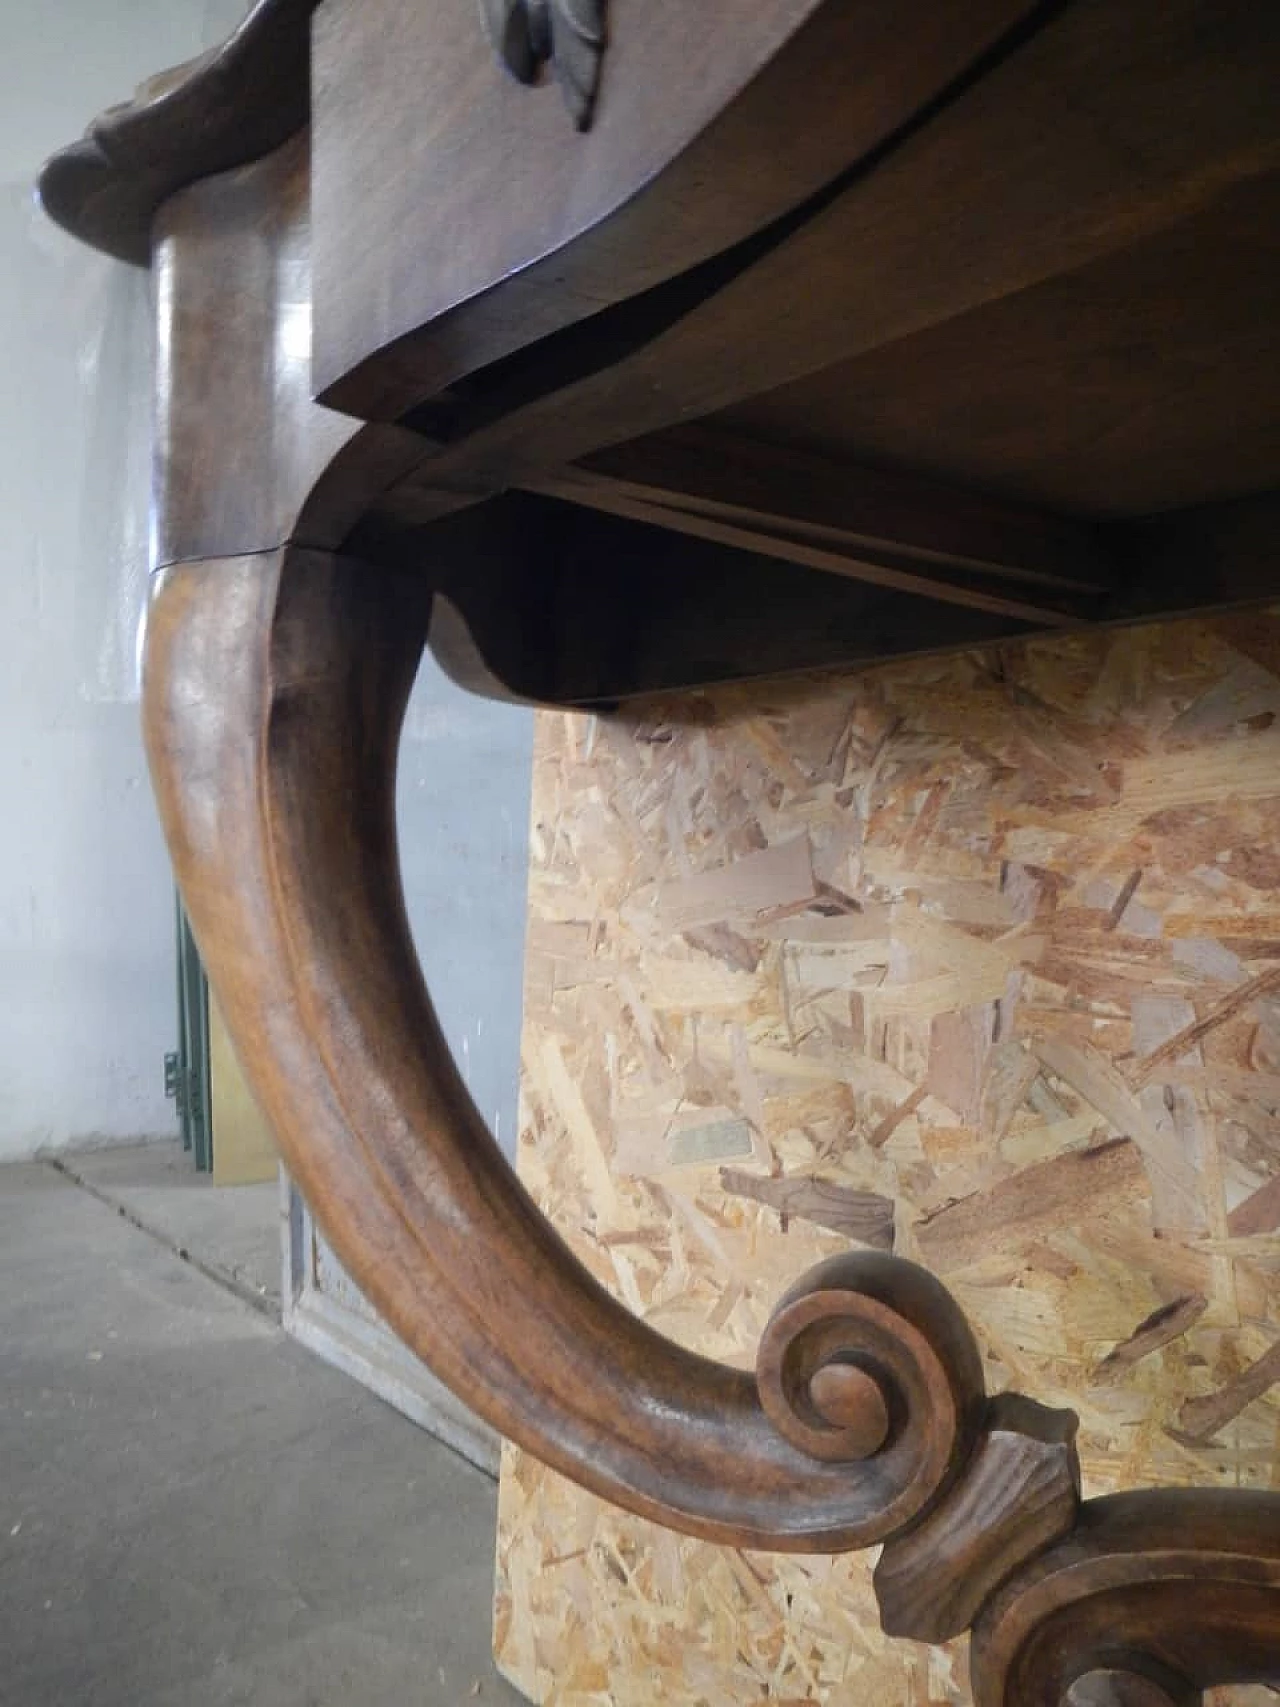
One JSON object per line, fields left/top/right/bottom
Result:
{"left": 495, "top": 613, "right": 1280, "bottom": 1707}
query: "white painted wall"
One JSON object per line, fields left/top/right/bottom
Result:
{"left": 0, "top": 1, "right": 533, "bottom": 1161}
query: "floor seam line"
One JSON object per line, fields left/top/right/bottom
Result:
{"left": 42, "top": 1157, "right": 281, "bottom": 1324}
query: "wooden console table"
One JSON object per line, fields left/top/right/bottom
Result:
{"left": 41, "top": 3, "right": 1280, "bottom": 1700}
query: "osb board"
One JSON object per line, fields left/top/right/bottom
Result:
{"left": 495, "top": 614, "right": 1280, "bottom": 1707}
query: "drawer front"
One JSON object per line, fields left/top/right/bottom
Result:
{"left": 310, "top": 0, "right": 1031, "bottom": 421}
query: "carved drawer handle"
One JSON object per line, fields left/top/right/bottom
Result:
{"left": 480, "top": 0, "right": 607, "bottom": 129}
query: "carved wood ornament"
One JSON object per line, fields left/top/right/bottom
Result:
{"left": 480, "top": 0, "right": 607, "bottom": 129}
{"left": 34, "top": 0, "right": 1280, "bottom": 1700}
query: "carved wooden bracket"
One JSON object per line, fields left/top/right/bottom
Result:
{"left": 142, "top": 545, "right": 1280, "bottom": 1706}
{"left": 480, "top": 0, "right": 606, "bottom": 129}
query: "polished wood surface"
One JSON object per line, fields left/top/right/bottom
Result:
{"left": 722, "top": 173, "right": 1280, "bottom": 518}
{"left": 310, "top": 0, "right": 1031, "bottom": 416}
{"left": 971, "top": 1492, "right": 1280, "bottom": 1705}
{"left": 141, "top": 544, "right": 1003, "bottom": 1553}
{"left": 152, "top": 132, "right": 354, "bottom": 565}
{"left": 355, "top": 0, "right": 1280, "bottom": 532}
{"left": 37, "top": 0, "right": 1280, "bottom": 1694}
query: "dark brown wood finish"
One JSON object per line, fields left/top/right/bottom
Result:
{"left": 362, "top": 0, "right": 1280, "bottom": 525}
{"left": 875, "top": 1394, "right": 1082, "bottom": 1645}
{"left": 150, "top": 130, "right": 441, "bottom": 569}
{"left": 754, "top": 1253, "right": 985, "bottom": 1479}
{"left": 141, "top": 544, "right": 997, "bottom": 1554}
{"left": 579, "top": 424, "right": 1109, "bottom": 593}
{"left": 310, "top": 0, "right": 1037, "bottom": 416}
{"left": 970, "top": 1492, "right": 1280, "bottom": 1705}
{"left": 525, "top": 467, "right": 1086, "bottom": 625}
{"left": 152, "top": 132, "right": 354, "bottom": 565}
{"left": 354, "top": 494, "right": 1047, "bottom": 705}
{"left": 720, "top": 172, "right": 1280, "bottom": 518}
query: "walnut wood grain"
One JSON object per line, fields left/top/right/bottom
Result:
{"left": 311, "top": 0, "right": 1036, "bottom": 417}
{"left": 135, "top": 531, "right": 1280, "bottom": 1687}
{"left": 152, "top": 131, "right": 354, "bottom": 565}
{"left": 874, "top": 1393, "right": 1081, "bottom": 1644}
{"left": 141, "top": 545, "right": 990, "bottom": 1552}
{"left": 144, "top": 120, "right": 1062, "bottom": 684}
{"left": 149, "top": 130, "right": 440, "bottom": 570}
{"left": 723, "top": 172, "right": 1280, "bottom": 519}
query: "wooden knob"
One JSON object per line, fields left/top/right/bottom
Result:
{"left": 808, "top": 1362, "right": 890, "bottom": 1458}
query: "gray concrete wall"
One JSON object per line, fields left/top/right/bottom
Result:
{"left": 0, "top": 1, "right": 533, "bottom": 1162}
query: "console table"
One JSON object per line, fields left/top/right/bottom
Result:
{"left": 41, "top": 3, "right": 1280, "bottom": 1700}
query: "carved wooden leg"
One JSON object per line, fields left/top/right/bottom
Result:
{"left": 143, "top": 544, "right": 1280, "bottom": 1702}
{"left": 141, "top": 546, "right": 985, "bottom": 1551}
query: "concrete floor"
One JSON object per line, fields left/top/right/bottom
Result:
{"left": 49, "top": 1142, "right": 281, "bottom": 1313}
{"left": 0, "top": 1154, "right": 526, "bottom": 1707}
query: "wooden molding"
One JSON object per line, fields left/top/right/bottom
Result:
{"left": 875, "top": 1394, "right": 1082, "bottom": 1644}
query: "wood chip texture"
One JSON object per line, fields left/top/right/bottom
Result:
{"left": 495, "top": 615, "right": 1280, "bottom": 1707}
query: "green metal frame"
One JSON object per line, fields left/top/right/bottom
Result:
{"left": 168, "top": 893, "right": 213, "bottom": 1172}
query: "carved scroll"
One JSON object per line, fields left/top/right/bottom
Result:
{"left": 874, "top": 1394, "right": 1082, "bottom": 1644}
